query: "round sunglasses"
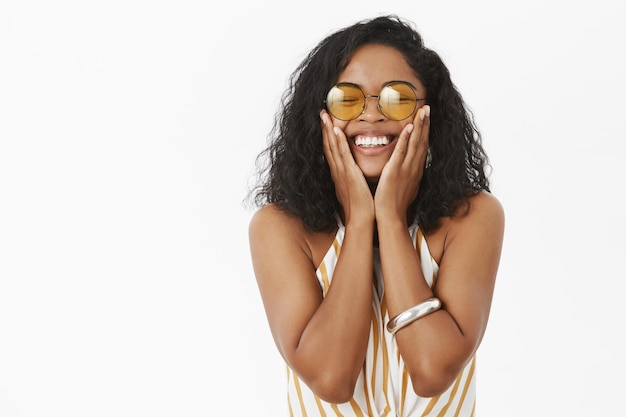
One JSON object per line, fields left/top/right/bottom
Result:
{"left": 324, "top": 81, "right": 426, "bottom": 121}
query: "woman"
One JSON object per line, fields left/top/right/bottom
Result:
{"left": 248, "top": 15, "right": 504, "bottom": 416}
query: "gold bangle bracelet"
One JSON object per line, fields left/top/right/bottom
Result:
{"left": 386, "top": 297, "right": 441, "bottom": 335}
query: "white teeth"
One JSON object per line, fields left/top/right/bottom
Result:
{"left": 354, "top": 136, "right": 390, "bottom": 147}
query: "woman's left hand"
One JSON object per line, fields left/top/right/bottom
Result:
{"left": 374, "top": 105, "right": 430, "bottom": 221}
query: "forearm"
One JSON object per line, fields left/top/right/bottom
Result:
{"left": 292, "top": 220, "right": 375, "bottom": 400}
{"left": 377, "top": 217, "right": 470, "bottom": 395}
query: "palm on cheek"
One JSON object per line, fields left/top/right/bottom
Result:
{"left": 320, "top": 111, "right": 375, "bottom": 224}
{"left": 375, "top": 106, "right": 430, "bottom": 220}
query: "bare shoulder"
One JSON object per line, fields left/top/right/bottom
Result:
{"left": 249, "top": 204, "right": 306, "bottom": 237}
{"left": 249, "top": 204, "right": 337, "bottom": 270}
{"left": 445, "top": 191, "right": 505, "bottom": 249}
{"left": 461, "top": 191, "right": 504, "bottom": 224}
{"left": 425, "top": 191, "right": 504, "bottom": 263}
{"left": 249, "top": 204, "right": 310, "bottom": 255}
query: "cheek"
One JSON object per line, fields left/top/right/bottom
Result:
{"left": 331, "top": 118, "right": 349, "bottom": 131}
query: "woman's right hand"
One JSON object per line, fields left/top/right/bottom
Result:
{"left": 320, "top": 110, "right": 375, "bottom": 226}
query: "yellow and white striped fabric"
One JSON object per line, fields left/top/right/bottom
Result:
{"left": 286, "top": 222, "right": 477, "bottom": 417}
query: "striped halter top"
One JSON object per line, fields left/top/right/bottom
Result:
{"left": 286, "top": 220, "right": 477, "bottom": 416}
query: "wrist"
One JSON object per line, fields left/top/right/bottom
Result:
{"left": 375, "top": 209, "right": 408, "bottom": 229}
{"left": 375, "top": 216, "right": 410, "bottom": 245}
{"left": 343, "top": 206, "right": 375, "bottom": 229}
{"left": 344, "top": 216, "right": 375, "bottom": 234}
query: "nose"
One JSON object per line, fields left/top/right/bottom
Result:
{"left": 359, "top": 95, "right": 385, "bottom": 121}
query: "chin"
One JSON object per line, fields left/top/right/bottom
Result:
{"left": 350, "top": 141, "right": 395, "bottom": 183}
{"left": 358, "top": 165, "right": 384, "bottom": 182}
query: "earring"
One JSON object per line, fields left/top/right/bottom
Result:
{"left": 425, "top": 148, "right": 432, "bottom": 168}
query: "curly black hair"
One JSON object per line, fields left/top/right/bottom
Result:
{"left": 248, "top": 15, "right": 491, "bottom": 233}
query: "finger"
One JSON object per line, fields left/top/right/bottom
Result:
{"left": 389, "top": 122, "right": 413, "bottom": 165}
{"left": 416, "top": 105, "right": 430, "bottom": 148}
{"left": 417, "top": 105, "right": 430, "bottom": 148}
{"left": 404, "top": 105, "right": 430, "bottom": 166}
{"left": 321, "top": 111, "right": 352, "bottom": 176}
{"left": 332, "top": 125, "right": 352, "bottom": 161}
{"left": 320, "top": 111, "right": 338, "bottom": 167}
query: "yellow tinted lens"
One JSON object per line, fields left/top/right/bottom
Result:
{"left": 379, "top": 82, "right": 417, "bottom": 120}
{"left": 326, "top": 84, "right": 364, "bottom": 120}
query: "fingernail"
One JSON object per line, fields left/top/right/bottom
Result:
{"left": 333, "top": 126, "right": 341, "bottom": 135}
{"left": 407, "top": 124, "right": 414, "bottom": 134}
{"left": 320, "top": 111, "right": 326, "bottom": 124}
{"left": 424, "top": 105, "right": 430, "bottom": 118}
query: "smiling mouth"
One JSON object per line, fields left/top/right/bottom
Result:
{"left": 353, "top": 135, "right": 395, "bottom": 147}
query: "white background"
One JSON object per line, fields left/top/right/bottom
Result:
{"left": 1, "top": 1, "right": 625, "bottom": 416}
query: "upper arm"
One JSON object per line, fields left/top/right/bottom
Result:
{"left": 436, "top": 192, "right": 505, "bottom": 349}
{"left": 248, "top": 206, "right": 324, "bottom": 361}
